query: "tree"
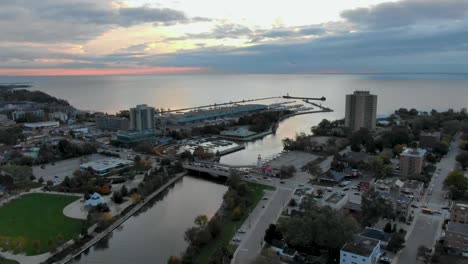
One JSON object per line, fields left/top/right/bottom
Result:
{"left": 444, "top": 171, "right": 468, "bottom": 199}
{"left": 230, "top": 206, "right": 243, "bottom": 221}
{"left": 134, "top": 155, "right": 142, "bottom": 164}
{"left": 194, "top": 215, "right": 209, "bottom": 227}
{"left": 120, "top": 185, "right": 128, "bottom": 197}
{"left": 33, "top": 240, "right": 41, "bottom": 252}
{"left": 264, "top": 224, "right": 283, "bottom": 244}
{"left": 227, "top": 171, "right": 242, "bottom": 189}
{"left": 393, "top": 144, "right": 405, "bottom": 156}
{"left": 384, "top": 221, "right": 393, "bottom": 233}
{"left": 38, "top": 177, "right": 44, "bottom": 184}
{"left": 280, "top": 165, "right": 296, "bottom": 178}
{"left": 302, "top": 162, "right": 322, "bottom": 178}
{"left": 167, "top": 256, "right": 182, "bottom": 264}
{"left": 112, "top": 191, "right": 123, "bottom": 204}
{"left": 387, "top": 231, "right": 406, "bottom": 253}
{"left": 457, "top": 151, "right": 468, "bottom": 170}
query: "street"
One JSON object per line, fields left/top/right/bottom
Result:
{"left": 232, "top": 187, "right": 293, "bottom": 264}
{"left": 396, "top": 134, "right": 461, "bottom": 264}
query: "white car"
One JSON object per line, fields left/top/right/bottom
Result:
{"left": 238, "top": 229, "right": 246, "bottom": 233}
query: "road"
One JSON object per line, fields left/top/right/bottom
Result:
{"left": 232, "top": 187, "right": 293, "bottom": 264}
{"left": 396, "top": 134, "right": 461, "bottom": 264}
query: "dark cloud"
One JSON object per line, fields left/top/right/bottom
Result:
{"left": 165, "top": 23, "right": 326, "bottom": 42}
{"left": 0, "top": 0, "right": 197, "bottom": 43}
{"left": 142, "top": 19, "right": 468, "bottom": 73}
{"left": 341, "top": 0, "right": 468, "bottom": 29}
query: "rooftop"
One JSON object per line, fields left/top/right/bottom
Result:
{"left": 325, "top": 192, "right": 346, "bottom": 204}
{"left": 342, "top": 235, "right": 379, "bottom": 257}
{"left": 401, "top": 148, "right": 427, "bottom": 158}
{"left": 452, "top": 203, "right": 468, "bottom": 211}
{"left": 80, "top": 158, "right": 134, "bottom": 172}
{"left": 360, "top": 228, "right": 391, "bottom": 243}
{"left": 379, "top": 192, "right": 413, "bottom": 204}
{"left": 447, "top": 222, "right": 468, "bottom": 235}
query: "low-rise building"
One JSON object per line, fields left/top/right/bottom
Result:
{"left": 23, "top": 121, "right": 60, "bottom": 129}
{"left": 399, "top": 148, "right": 426, "bottom": 177}
{"left": 360, "top": 228, "right": 392, "bottom": 248}
{"left": 378, "top": 192, "right": 413, "bottom": 222}
{"left": 116, "top": 129, "right": 159, "bottom": 145}
{"left": 340, "top": 235, "right": 381, "bottom": 264}
{"left": 49, "top": 111, "right": 68, "bottom": 122}
{"left": 374, "top": 178, "right": 404, "bottom": 195}
{"left": 321, "top": 192, "right": 348, "bottom": 210}
{"left": 220, "top": 127, "right": 257, "bottom": 139}
{"left": 80, "top": 158, "right": 134, "bottom": 176}
{"left": 12, "top": 108, "right": 45, "bottom": 121}
{"left": 419, "top": 131, "right": 441, "bottom": 149}
{"left": 451, "top": 203, "right": 468, "bottom": 224}
{"left": 445, "top": 222, "right": 468, "bottom": 255}
{"left": 96, "top": 115, "right": 130, "bottom": 131}
{"left": 400, "top": 180, "right": 425, "bottom": 199}
{"left": 374, "top": 178, "right": 424, "bottom": 200}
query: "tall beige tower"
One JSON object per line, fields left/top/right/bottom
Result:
{"left": 345, "top": 91, "right": 377, "bottom": 131}
{"left": 129, "top": 104, "right": 155, "bottom": 131}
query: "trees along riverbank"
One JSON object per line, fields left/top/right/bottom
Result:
{"left": 169, "top": 173, "right": 273, "bottom": 264}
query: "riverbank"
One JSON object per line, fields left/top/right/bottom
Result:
{"left": 54, "top": 172, "right": 185, "bottom": 264}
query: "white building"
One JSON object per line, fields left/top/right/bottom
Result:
{"left": 340, "top": 235, "right": 381, "bottom": 264}
{"left": 80, "top": 158, "right": 134, "bottom": 176}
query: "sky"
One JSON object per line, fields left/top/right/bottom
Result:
{"left": 1, "top": 0, "right": 468, "bottom": 75}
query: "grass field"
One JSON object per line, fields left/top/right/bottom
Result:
{"left": 0, "top": 258, "right": 19, "bottom": 264}
{"left": 196, "top": 182, "right": 275, "bottom": 263}
{"left": 0, "top": 193, "right": 82, "bottom": 255}
{"left": 440, "top": 255, "right": 468, "bottom": 264}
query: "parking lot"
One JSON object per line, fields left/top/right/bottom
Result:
{"left": 32, "top": 154, "right": 107, "bottom": 185}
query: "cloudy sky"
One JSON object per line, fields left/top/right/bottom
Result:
{"left": 1, "top": 0, "right": 468, "bottom": 75}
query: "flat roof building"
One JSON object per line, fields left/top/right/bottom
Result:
{"left": 340, "top": 235, "right": 381, "bottom": 264}
{"left": 345, "top": 91, "right": 378, "bottom": 132}
{"left": 130, "top": 104, "right": 155, "bottom": 131}
{"left": 80, "top": 158, "right": 134, "bottom": 176}
{"left": 96, "top": 115, "right": 130, "bottom": 131}
{"left": 24, "top": 121, "right": 60, "bottom": 129}
{"left": 400, "top": 148, "right": 426, "bottom": 177}
{"left": 419, "top": 131, "right": 441, "bottom": 149}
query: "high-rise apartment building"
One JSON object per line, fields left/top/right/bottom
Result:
{"left": 129, "top": 104, "right": 155, "bottom": 131}
{"left": 345, "top": 91, "right": 378, "bottom": 131}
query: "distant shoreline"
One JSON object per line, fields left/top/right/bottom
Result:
{"left": 0, "top": 83, "right": 32, "bottom": 90}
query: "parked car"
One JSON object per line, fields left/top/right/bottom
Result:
{"left": 280, "top": 181, "right": 285, "bottom": 184}
{"left": 232, "top": 237, "right": 241, "bottom": 242}
{"left": 238, "top": 229, "right": 246, "bottom": 233}
{"left": 411, "top": 204, "right": 419, "bottom": 208}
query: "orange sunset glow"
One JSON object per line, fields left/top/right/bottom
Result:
{"left": 0, "top": 67, "right": 208, "bottom": 76}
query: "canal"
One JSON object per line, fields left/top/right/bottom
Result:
{"left": 71, "top": 176, "right": 227, "bottom": 264}
{"left": 73, "top": 113, "right": 328, "bottom": 264}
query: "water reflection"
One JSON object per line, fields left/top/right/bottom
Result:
{"left": 72, "top": 176, "right": 227, "bottom": 264}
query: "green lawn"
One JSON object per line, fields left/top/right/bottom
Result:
{"left": 0, "top": 193, "right": 82, "bottom": 255}
{"left": 0, "top": 258, "right": 19, "bottom": 264}
{"left": 440, "top": 255, "right": 468, "bottom": 264}
{"left": 196, "top": 182, "right": 274, "bottom": 263}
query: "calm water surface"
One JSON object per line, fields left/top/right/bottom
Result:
{"left": 70, "top": 176, "right": 227, "bottom": 264}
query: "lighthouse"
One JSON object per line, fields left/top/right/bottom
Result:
{"left": 257, "top": 154, "right": 262, "bottom": 168}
